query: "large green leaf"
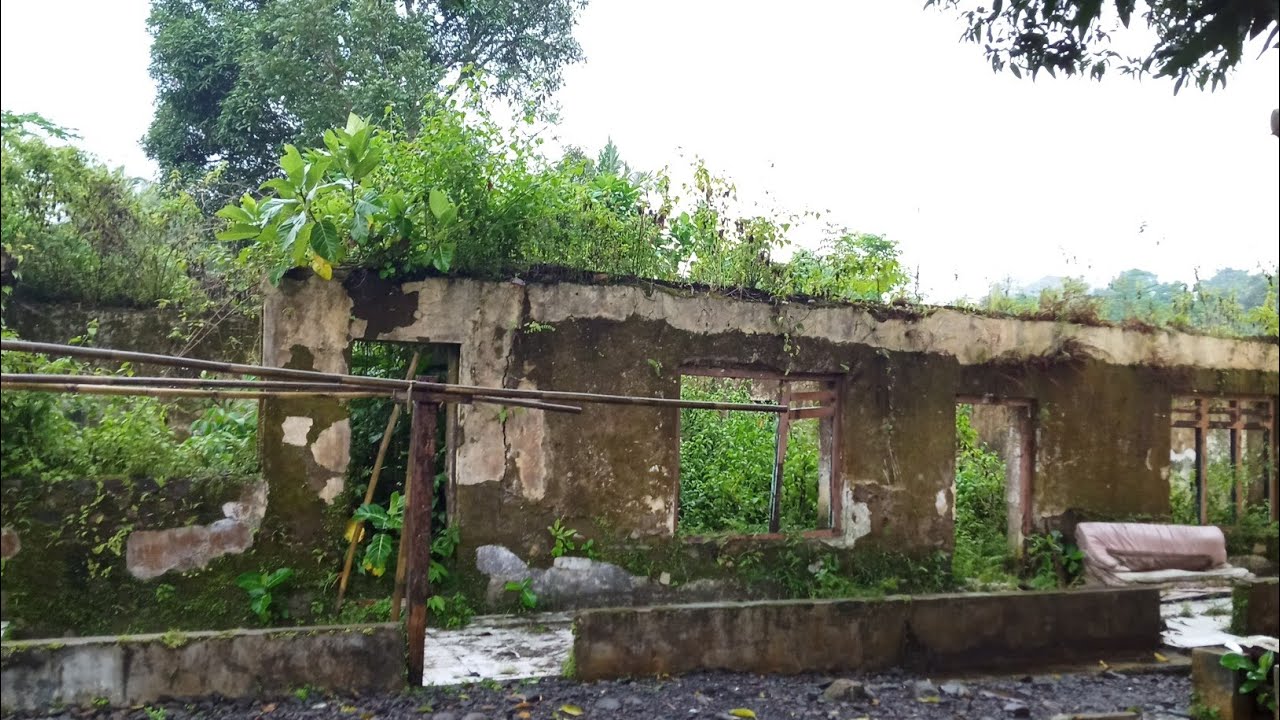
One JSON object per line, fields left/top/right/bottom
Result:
{"left": 309, "top": 219, "right": 343, "bottom": 262}
{"left": 280, "top": 145, "right": 305, "bottom": 184}
{"left": 362, "top": 533, "right": 395, "bottom": 576}
{"left": 236, "top": 572, "right": 264, "bottom": 592}
{"left": 281, "top": 214, "right": 311, "bottom": 265}
{"left": 386, "top": 491, "right": 405, "bottom": 530}
{"left": 215, "top": 204, "right": 255, "bottom": 223}
{"left": 353, "top": 503, "right": 391, "bottom": 530}
{"left": 263, "top": 567, "right": 294, "bottom": 589}
{"left": 428, "top": 188, "right": 454, "bottom": 220}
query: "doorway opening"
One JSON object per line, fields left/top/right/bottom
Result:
{"left": 343, "top": 340, "right": 459, "bottom": 608}
{"left": 953, "top": 397, "right": 1034, "bottom": 582}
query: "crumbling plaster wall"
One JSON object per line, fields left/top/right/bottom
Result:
{"left": 262, "top": 272, "right": 1280, "bottom": 566}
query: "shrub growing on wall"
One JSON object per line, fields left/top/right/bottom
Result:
{"left": 217, "top": 88, "right": 913, "bottom": 304}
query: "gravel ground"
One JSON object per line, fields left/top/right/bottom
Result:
{"left": 9, "top": 670, "right": 1190, "bottom": 720}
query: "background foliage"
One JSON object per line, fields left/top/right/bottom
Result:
{"left": 145, "top": 0, "right": 588, "bottom": 190}
{"left": 2, "top": 111, "right": 258, "bottom": 325}
{"left": 974, "top": 268, "right": 1279, "bottom": 336}
{"left": 928, "top": 0, "right": 1278, "bottom": 92}
{"left": 0, "top": 328, "right": 258, "bottom": 482}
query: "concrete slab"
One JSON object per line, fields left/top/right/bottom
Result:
{"left": 1160, "top": 588, "right": 1278, "bottom": 652}
{"left": 1, "top": 624, "right": 404, "bottom": 712}
{"left": 422, "top": 612, "right": 572, "bottom": 686}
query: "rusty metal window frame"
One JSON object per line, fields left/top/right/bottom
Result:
{"left": 1170, "top": 395, "right": 1278, "bottom": 524}
{"left": 676, "top": 367, "right": 844, "bottom": 540}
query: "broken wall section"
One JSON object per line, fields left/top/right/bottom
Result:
{"left": 261, "top": 272, "right": 1279, "bottom": 605}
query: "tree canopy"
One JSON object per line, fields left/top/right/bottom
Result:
{"left": 144, "top": 0, "right": 588, "bottom": 188}
{"left": 927, "top": 0, "right": 1279, "bottom": 91}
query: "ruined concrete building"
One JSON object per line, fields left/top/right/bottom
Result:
{"left": 263, "top": 272, "right": 1279, "bottom": 571}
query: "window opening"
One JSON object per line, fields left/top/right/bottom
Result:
{"left": 1170, "top": 397, "right": 1276, "bottom": 525}
{"left": 677, "top": 372, "right": 838, "bottom": 536}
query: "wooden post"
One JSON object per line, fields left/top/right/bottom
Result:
{"left": 1229, "top": 401, "right": 1244, "bottom": 522}
{"left": 1270, "top": 402, "right": 1279, "bottom": 522}
{"left": 404, "top": 377, "right": 438, "bottom": 687}
{"left": 1195, "top": 399, "right": 1208, "bottom": 525}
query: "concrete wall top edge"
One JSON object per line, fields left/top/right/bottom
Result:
{"left": 359, "top": 277, "right": 1280, "bottom": 373}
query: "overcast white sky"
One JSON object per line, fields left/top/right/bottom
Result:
{"left": 2, "top": 1, "right": 1277, "bottom": 301}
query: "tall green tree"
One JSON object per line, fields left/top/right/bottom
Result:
{"left": 926, "top": 0, "right": 1278, "bottom": 92}
{"left": 144, "top": 0, "right": 588, "bottom": 188}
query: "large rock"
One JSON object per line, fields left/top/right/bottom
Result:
{"left": 474, "top": 545, "right": 646, "bottom": 609}
{"left": 475, "top": 545, "right": 530, "bottom": 579}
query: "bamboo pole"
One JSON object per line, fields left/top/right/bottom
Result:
{"left": 0, "top": 377, "right": 583, "bottom": 414}
{"left": 1, "top": 340, "right": 784, "bottom": 414}
{"left": 336, "top": 352, "right": 421, "bottom": 610}
{"left": 389, "top": 457, "right": 414, "bottom": 623}
{"left": 0, "top": 382, "right": 384, "bottom": 401}
{"left": 2, "top": 374, "right": 360, "bottom": 389}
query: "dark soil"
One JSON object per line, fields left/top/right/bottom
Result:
{"left": 11, "top": 669, "right": 1190, "bottom": 720}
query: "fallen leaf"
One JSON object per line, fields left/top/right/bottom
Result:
{"left": 1098, "top": 660, "right": 1110, "bottom": 670}
{"left": 917, "top": 695, "right": 941, "bottom": 703}
{"left": 261, "top": 703, "right": 277, "bottom": 713}
{"left": 517, "top": 712, "right": 530, "bottom": 719}
{"left": 728, "top": 710, "right": 757, "bottom": 719}
{"left": 1154, "top": 651, "right": 1169, "bottom": 662}
{"left": 559, "top": 705, "right": 583, "bottom": 716}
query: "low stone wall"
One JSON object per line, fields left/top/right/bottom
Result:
{"left": 1190, "top": 646, "right": 1262, "bottom": 720}
{"left": 1233, "top": 578, "right": 1279, "bottom": 637}
{"left": 572, "top": 588, "right": 1160, "bottom": 680}
{"left": 0, "top": 624, "right": 404, "bottom": 712}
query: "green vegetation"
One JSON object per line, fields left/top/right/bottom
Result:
{"left": 952, "top": 405, "right": 1015, "bottom": 584}
{"left": 0, "top": 328, "right": 258, "bottom": 482}
{"left": 235, "top": 567, "right": 294, "bottom": 624}
{"left": 677, "top": 377, "right": 821, "bottom": 535}
{"left": 548, "top": 518, "right": 596, "bottom": 559}
{"left": 220, "top": 96, "right": 914, "bottom": 304}
{"left": 1, "top": 111, "right": 256, "bottom": 317}
{"left": 1220, "top": 647, "right": 1277, "bottom": 713}
{"left": 351, "top": 492, "right": 405, "bottom": 578}
{"left": 503, "top": 578, "right": 539, "bottom": 611}
{"left": 1026, "top": 530, "right": 1086, "bottom": 588}
{"left": 975, "top": 270, "right": 1278, "bottom": 337}
{"left": 145, "top": 0, "right": 587, "bottom": 189}
{"left": 928, "top": 0, "right": 1277, "bottom": 93}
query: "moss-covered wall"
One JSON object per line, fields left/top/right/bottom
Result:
{"left": 2, "top": 298, "right": 259, "bottom": 371}
{"left": 959, "top": 360, "right": 1279, "bottom": 530}
{"left": 258, "top": 272, "right": 1279, "bottom": 590}
{"left": 0, "top": 472, "right": 343, "bottom": 638}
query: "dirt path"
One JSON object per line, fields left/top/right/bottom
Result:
{"left": 16, "top": 669, "right": 1189, "bottom": 720}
